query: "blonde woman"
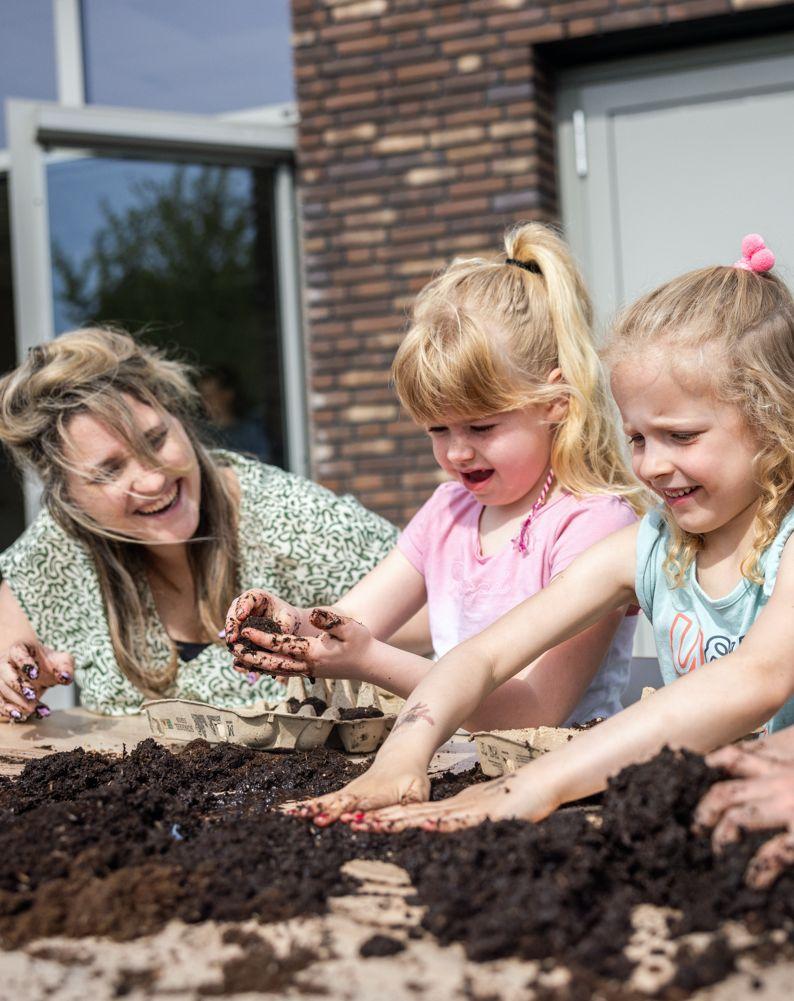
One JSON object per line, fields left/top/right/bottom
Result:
{"left": 0, "top": 328, "right": 401, "bottom": 720}
{"left": 227, "top": 224, "right": 646, "bottom": 733}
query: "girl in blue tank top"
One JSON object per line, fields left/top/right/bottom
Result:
{"left": 288, "top": 234, "right": 794, "bottom": 841}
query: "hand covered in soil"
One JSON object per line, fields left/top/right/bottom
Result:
{"left": 230, "top": 607, "right": 374, "bottom": 680}
{"left": 0, "top": 641, "right": 74, "bottom": 722}
{"left": 344, "top": 769, "right": 561, "bottom": 833}
{"left": 224, "top": 588, "right": 304, "bottom": 645}
{"left": 695, "top": 731, "right": 794, "bottom": 889}
{"left": 282, "top": 755, "right": 431, "bottom": 826}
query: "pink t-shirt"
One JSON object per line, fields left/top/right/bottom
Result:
{"left": 398, "top": 482, "right": 638, "bottom": 722}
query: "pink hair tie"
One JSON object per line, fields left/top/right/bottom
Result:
{"left": 734, "top": 233, "right": 775, "bottom": 273}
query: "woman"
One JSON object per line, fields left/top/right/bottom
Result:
{"left": 0, "top": 327, "right": 404, "bottom": 719}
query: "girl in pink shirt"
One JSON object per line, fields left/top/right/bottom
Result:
{"left": 226, "top": 223, "right": 646, "bottom": 731}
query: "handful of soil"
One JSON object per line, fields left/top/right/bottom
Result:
{"left": 233, "top": 614, "right": 284, "bottom": 654}
{"left": 337, "top": 706, "right": 384, "bottom": 721}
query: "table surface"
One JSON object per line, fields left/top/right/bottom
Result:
{"left": 0, "top": 707, "right": 478, "bottom": 776}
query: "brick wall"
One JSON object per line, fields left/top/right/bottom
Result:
{"left": 291, "top": 0, "right": 793, "bottom": 526}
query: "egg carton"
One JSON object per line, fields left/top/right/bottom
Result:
{"left": 470, "top": 725, "right": 576, "bottom": 777}
{"left": 143, "top": 676, "right": 395, "bottom": 753}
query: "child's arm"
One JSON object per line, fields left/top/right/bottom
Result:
{"left": 226, "top": 548, "right": 430, "bottom": 672}
{"left": 347, "top": 536, "right": 794, "bottom": 834}
{"left": 288, "top": 522, "right": 639, "bottom": 822}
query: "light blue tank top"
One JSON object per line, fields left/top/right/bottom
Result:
{"left": 635, "top": 506, "right": 794, "bottom": 733}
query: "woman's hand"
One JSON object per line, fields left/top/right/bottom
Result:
{"left": 695, "top": 735, "right": 794, "bottom": 889}
{"left": 346, "top": 769, "right": 561, "bottom": 833}
{"left": 0, "top": 641, "right": 74, "bottom": 721}
{"left": 230, "top": 607, "right": 375, "bottom": 680}
{"left": 283, "top": 753, "right": 431, "bottom": 826}
{"left": 224, "top": 588, "right": 304, "bottom": 645}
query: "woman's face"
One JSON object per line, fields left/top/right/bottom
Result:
{"left": 63, "top": 395, "right": 202, "bottom": 548}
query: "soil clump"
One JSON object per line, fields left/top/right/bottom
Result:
{"left": 0, "top": 741, "right": 792, "bottom": 997}
{"left": 286, "top": 696, "right": 329, "bottom": 716}
{"left": 337, "top": 706, "right": 384, "bottom": 721}
{"left": 359, "top": 933, "right": 406, "bottom": 957}
{"left": 234, "top": 613, "right": 283, "bottom": 656}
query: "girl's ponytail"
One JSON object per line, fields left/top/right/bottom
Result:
{"left": 504, "top": 224, "right": 645, "bottom": 510}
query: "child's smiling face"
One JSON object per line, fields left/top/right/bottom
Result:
{"left": 611, "top": 345, "right": 762, "bottom": 546}
{"left": 425, "top": 402, "right": 560, "bottom": 513}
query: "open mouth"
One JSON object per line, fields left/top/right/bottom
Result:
{"left": 661, "top": 485, "right": 699, "bottom": 504}
{"left": 136, "top": 481, "right": 181, "bottom": 517}
{"left": 461, "top": 469, "right": 494, "bottom": 488}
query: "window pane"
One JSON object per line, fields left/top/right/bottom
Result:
{"left": 0, "top": 0, "right": 57, "bottom": 146}
{"left": 82, "top": 0, "right": 294, "bottom": 113}
{"left": 48, "top": 154, "right": 285, "bottom": 467}
{"left": 0, "top": 176, "right": 26, "bottom": 548}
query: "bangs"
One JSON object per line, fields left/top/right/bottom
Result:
{"left": 392, "top": 308, "right": 534, "bottom": 424}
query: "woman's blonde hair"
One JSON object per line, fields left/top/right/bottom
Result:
{"left": 0, "top": 327, "right": 239, "bottom": 696}
{"left": 392, "top": 222, "right": 646, "bottom": 513}
{"left": 606, "top": 265, "right": 794, "bottom": 586}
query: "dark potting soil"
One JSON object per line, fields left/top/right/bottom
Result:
{"left": 359, "top": 933, "right": 406, "bottom": 957}
{"left": 285, "top": 696, "right": 329, "bottom": 717}
{"left": 0, "top": 741, "right": 792, "bottom": 998}
{"left": 571, "top": 716, "right": 605, "bottom": 730}
{"left": 301, "top": 696, "right": 328, "bottom": 716}
{"left": 337, "top": 706, "right": 384, "bottom": 721}
{"left": 233, "top": 614, "right": 283, "bottom": 654}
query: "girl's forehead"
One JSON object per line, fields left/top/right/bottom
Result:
{"left": 611, "top": 343, "right": 715, "bottom": 396}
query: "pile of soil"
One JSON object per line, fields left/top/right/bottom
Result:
{"left": 1, "top": 740, "right": 792, "bottom": 998}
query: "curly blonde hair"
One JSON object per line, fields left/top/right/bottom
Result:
{"left": 392, "top": 223, "right": 646, "bottom": 514}
{"left": 606, "top": 265, "right": 794, "bottom": 586}
{"left": 0, "top": 327, "right": 239, "bottom": 696}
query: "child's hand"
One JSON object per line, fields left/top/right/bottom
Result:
{"left": 0, "top": 641, "right": 73, "bottom": 721}
{"left": 230, "top": 607, "right": 374, "bottom": 680}
{"left": 346, "top": 771, "right": 561, "bottom": 833}
{"left": 695, "top": 738, "right": 794, "bottom": 889}
{"left": 224, "top": 588, "right": 304, "bottom": 645}
{"left": 282, "top": 755, "right": 431, "bottom": 826}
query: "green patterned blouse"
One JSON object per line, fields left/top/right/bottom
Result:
{"left": 0, "top": 452, "right": 397, "bottom": 715}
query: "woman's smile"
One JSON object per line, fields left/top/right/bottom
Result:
{"left": 134, "top": 480, "right": 182, "bottom": 517}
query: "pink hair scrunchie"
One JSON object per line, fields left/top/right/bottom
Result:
{"left": 734, "top": 233, "right": 775, "bottom": 273}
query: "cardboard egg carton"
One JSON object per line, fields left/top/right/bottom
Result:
{"left": 143, "top": 676, "right": 395, "bottom": 753}
{"left": 143, "top": 697, "right": 334, "bottom": 751}
{"left": 471, "top": 725, "right": 576, "bottom": 777}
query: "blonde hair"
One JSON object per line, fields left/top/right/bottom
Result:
{"left": 606, "top": 265, "right": 794, "bottom": 586}
{"left": 0, "top": 327, "right": 239, "bottom": 696}
{"left": 392, "top": 222, "right": 646, "bottom": 513}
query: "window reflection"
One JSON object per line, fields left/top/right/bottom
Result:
{"left": 0, "top": 0, "right": 57, "bottom": 146}
{"left": 48, "top": 155, "right": 286, "bottom": 468}
{"left": 82, "top": 0, "right": 295, "bottom": 113}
